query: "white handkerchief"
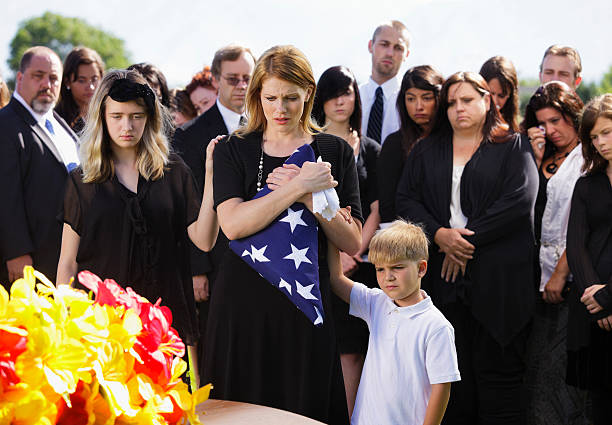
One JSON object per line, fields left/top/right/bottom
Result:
{"left": 312, "top": 156, "right": 340, "bottom": 221}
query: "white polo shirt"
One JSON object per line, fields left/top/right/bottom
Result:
{"left": 350, "top": 283, "right": 460, "bottom": 425}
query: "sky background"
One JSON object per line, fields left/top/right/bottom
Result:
{"left": 2, "top": 0, "right": 611, "bottom": 88}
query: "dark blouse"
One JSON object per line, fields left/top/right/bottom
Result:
{"left": 62, "top": 154, "right": 201, "bottom": 344}
{"left": 378, "top": 130, "right": 407, "bottom": 223}
{"left": 396, "top": 131, "right": 539, "bottom": 346}
{"left": 355, "top": 135, "right": 380, "bottom": 219}
{"left": 213, "top": 132, "right": 363, "bottom": 226}
{"left": 566, "top": 172, "right": 612, "bottom": 350}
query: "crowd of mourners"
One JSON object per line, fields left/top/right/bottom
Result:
{"left": 0, "top": 18, "right": 611, "bottom": 425}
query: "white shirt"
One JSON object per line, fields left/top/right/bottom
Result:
{"left": 539, "top": 146, "right": 584, "bottom": 291}
{"left": 216, "top": 99, "right": 244, "bottom": 134}
{"left": 350, "top": 283, "right": 461, "bottom": 425}
{"left": 359, "top": 77, "right": 401, "bottom": 144}
{"left": 449, "top": 165, "right": 468, "bottom": 229}
{"left": 13, "top": 92, "right": 79, "bottom": 170}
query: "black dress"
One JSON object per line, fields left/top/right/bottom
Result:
{"left": 61, "top": 154, "right": 200, "bottom": 345}
{"left": 378, "top": 130, "right": 408, "bottom": 223}
{"left": 566, "top": 172, "right": 612, "bottom": 391}
{"left": 203, "top": 132, "right": 362, "bottom": 425}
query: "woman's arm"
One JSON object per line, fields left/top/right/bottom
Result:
{"left": 464, "top": 140, "right": 539, "bottom": 248}
{"left": 543, "top": 250, "right": 570, "bottom": 304}
{"left": 316, "top": 209, "right": 362, "bottom": 256}
{"left": 423, "top": 382, "right": 451, "bottom": 425}
{"left": 218, "top": 161, "right": 337, "bottom": 241}
{"left": 56, "top": 223, "right": 80, "bottom": 286}
{"left": 566, "top": 179, "right": 602, "bottom": 295}
{"left": 327, "top": 241, "right": 354, "bottom": 303}
{"left": 188, "top": 139, "right": 220, "bottom": 252}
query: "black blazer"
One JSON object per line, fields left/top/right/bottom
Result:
{"left": 566, "top": 172, "right": 612, "bottom": 350}
{"left": 396, "top": 131, "right": 538, "bottom": 346}
{"left": 0, "top": 97, "right": 78, "bottom": 287}
{"left": 172, "top": 103, "right": 229, "bottom": 277}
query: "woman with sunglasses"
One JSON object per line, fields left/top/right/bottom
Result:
{"left": 56, "top": 69, "right": 219, "bottom": 365}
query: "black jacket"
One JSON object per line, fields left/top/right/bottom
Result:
{"left": 396, "top": 131, "right": 538, "bottom": 346}
{"left": 172, "top": 103, "right": 228, "bottom": 278}
{"left": 0, "top": 97, "right": 78, "bottom": 287}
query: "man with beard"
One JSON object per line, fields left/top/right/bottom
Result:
{"left": 0, "top": 46, "right": 79, "bottom": 288}
{"left": 360, "top": 20, "right": 411, "bottom": 144}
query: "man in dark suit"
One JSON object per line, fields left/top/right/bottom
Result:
{"left": 0, "top": 46, "right": 79, "bottom": 288}
{"left": 173, "top": 44, "right": 255, "bottom": 340}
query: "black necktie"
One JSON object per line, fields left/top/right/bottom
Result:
{"left": 367, "top": 86, "right": 384, "bottom": 143}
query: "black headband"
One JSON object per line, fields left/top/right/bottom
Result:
{"left": 108, "top": 78, "right": 156, "bottom": 113}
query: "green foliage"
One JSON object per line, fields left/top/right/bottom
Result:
{"left": 599, "top": 66, "right": 612, "bottom": 94}
{"left": 576, "top": 81, "right": 600, "bottom": 104}
{"left": 7, "top": 12, "right": 130, "bottom": 75}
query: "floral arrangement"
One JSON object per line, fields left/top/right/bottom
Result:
{"left": 0, "top": 267, "right": 210, "bottom": 424}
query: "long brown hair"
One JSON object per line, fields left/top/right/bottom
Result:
{"left": 431, "top": 71, "right": 510, "bottom": 143}
{"left": 580, "top": 94, "right": 612, "bottom": 175}
{"left": 396, "top": 65, "right": 444, "bottom": 156}
{"left": 479, "top": 56, "right": 519, "bottom": 132}
{"left": 55, "top": 46, "right": 105, "bottom": 129}
{"left": 238, "top": 45, "right": 320, "bottom": 136}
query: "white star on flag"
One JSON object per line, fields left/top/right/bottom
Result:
{"left": 242, "top": 245, "right": 270, "bottom": 263}
{"left": 296, "top": 280, "right": 318, "bottom": 300}
{"left": 279, "top": 278, "right": 292, "bottom": 294}
{"left": 279, "top": 207, "right": 308, "bottom": 233}
{"left": 314, "top": 306, "right": 323, "bottom": 325}
{"left": 284, "top": 244, "right": 312, "bottom": 269}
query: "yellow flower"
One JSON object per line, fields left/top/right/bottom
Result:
{"left": 0, "top": 384, "right": 58, "bottom": 425}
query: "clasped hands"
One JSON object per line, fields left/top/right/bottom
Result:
{"left": 581, "top": 284, "right": 612, "bottom": 331}
{"left": 434, "top": 227, "right": 475, "bottom": 283}
{"left": 266, "top": 161, "right": 337, "bottom": 210}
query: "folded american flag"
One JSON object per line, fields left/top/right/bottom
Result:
{"left": 229, "top": 144, "right": 324, "bottom": 326}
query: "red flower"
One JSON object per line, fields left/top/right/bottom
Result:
{"left": 0, "top": 328, "right": 28, "bottom": 391}
{"left": 78, "top": 271, "right": 144, "bottom": 315}
{"left": 133, "top": 302, "right": 185, "bottom": 386}
{"left": 56, "top": 380, "right": 89, "bottom": 425}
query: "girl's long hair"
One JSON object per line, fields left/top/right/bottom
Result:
{"left": 80, "top": 69, "right": 171, "bottom": 183}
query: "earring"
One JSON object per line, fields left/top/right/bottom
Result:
{"left": 66, "top": 86, "right": 71, "bottom": 91}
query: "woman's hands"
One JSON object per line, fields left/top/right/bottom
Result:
{"left": 581, "top": 284, "right": 606, "bottom": 314}
{"left": 267, "top": 162, "right": 337, "bottom": 210}
{"left": 527, "top": 126, "right": 546, "bottom": 166}
{"left": 543, "top": 272, "right": 567, "bottom": 304}
{"left": 434, "top": 228, "right": 474, "bottom": 283}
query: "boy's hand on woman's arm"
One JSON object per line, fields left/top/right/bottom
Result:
{"left": 423, "top": 382, "right": 451, "bottom": 425}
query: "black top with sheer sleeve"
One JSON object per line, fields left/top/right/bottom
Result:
{"left": 61, "top": 154, "right": 200, "bottom": 344}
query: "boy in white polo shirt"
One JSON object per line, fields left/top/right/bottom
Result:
{"left": 328, "top": 220, "right": 460, "bottom": 425}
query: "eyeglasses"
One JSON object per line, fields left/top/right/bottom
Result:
{"left": 221, "top": 75, "right": 250, "bottom": 86}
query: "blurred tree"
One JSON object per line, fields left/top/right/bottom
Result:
{"left": 576, "top": 81, "right": 599, "bottom": 103}
{"left": 7, "top": 12, "right": 130, "bottom": 85}
{"left": 599, "top": 65, "right": 612, "bottom": 93}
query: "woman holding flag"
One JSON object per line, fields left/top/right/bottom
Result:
{"left": 202, "top": 45, "right": 362, "bottom": 425}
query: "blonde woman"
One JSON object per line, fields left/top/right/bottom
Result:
{"left": 203, "top": 46, "right": 362, "bottom": 424}
{"left": 56, "top": 69, "right": 218, "bottom": 353}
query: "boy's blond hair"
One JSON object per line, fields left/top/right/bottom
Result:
{"left": 368, "top": 220, "right": 429, "bottom": 265}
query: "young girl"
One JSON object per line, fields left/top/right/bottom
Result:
{"left": 56, "top": 69, "right": 218, "bottom": 358}
{"left": 567, "top": 93, "right": 612, "bottom": 424}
